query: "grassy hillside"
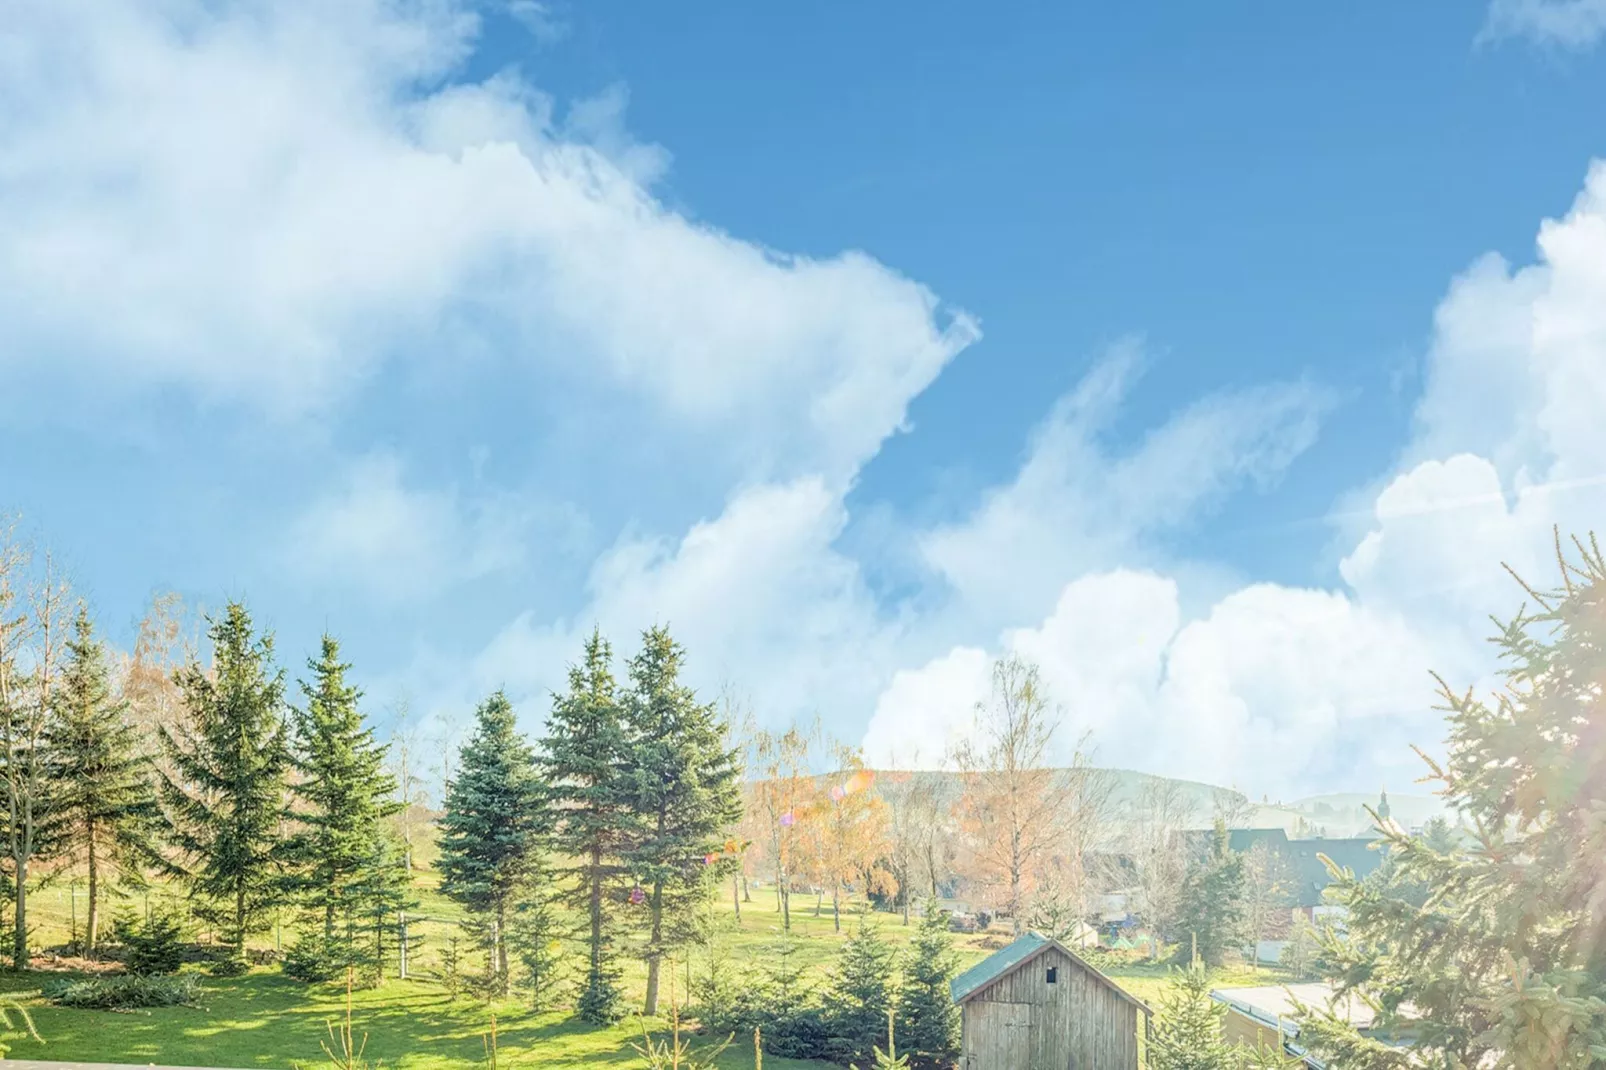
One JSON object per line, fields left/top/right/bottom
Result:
{"left": 0, "top": 868, "right": 1288, "bottom": 1068}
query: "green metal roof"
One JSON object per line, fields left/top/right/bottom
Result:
{"left": 949, "top": 931, "right": 1150, "bottom": 1014}
{"left": 950, "top": 931, "right": 1051, "bottom": 1003}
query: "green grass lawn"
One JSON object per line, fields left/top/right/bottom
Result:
{"left": 0, "top": 873, "right": 1289, "bottom": 1068}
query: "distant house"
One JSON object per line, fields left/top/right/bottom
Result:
{"left": 950, "top": 931, "right": 1150, "bottom": 1070}
{"left": 1216, "top": 828, "right": 1385, "bottom": 915}
{"left": 1212, "top": 983, "right": 1401, "bottom": 1069}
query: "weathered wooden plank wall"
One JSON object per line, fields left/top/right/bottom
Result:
{"left": 960, "top": 945, "right": 1140, "bottom": 1069}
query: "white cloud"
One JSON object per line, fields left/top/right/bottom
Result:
{"left": 865, "top": 160, "right": 1606, "bottom": 795}
{"left": 862, "top": 569, "right": 1438, "bottom": 796}
{"left": 287, "top": 453, "right": 545, "bottom": 603}
{"left": 449, "top": 343, "right": 1331, "bottom": 745}
{"left": 506, "top": 1, "right": 567, "bottom": 44}
{"left": 920, "top": 340, "right": 1330, "bottom": 629}
{"left": 0, "top": 0, "right": 974, "bottom": 482}
{"left": 1484, "top": 0, "right": 1606, "bottom": 47}
{"left": 459, "top": 478, "right": 906, "bottom": 736}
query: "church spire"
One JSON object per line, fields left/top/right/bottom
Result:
{"left": 1377, "top": 786, "right": 1391, "bottom": 822}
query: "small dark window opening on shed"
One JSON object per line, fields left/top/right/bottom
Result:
{"left": 1046, "top": 966, "right": 1058, "bottom": 984}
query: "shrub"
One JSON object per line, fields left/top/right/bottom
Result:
{"left": 208, "top": 956, "right": 250, "bottom": 978}
{"left": 974, "top": 911, "right": 992, "bottom": 931}
{"left": 765, "top": 1005, "right": 830, "bottom": 1061}
{"left": 114, "top": 909, "right": 188, "bottom": 976}
{"left": 283, "top": 928, "right": 355, "bottom": 984}
{"left": 44, "top": 973, "right": 203, "bottom": 1011}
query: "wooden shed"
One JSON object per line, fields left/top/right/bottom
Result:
{"left": 950, "top": 931, "right": 1150, "bottom": 1070}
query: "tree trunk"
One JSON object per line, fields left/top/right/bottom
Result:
{"left": 643, "top": 880, "right": 665, "bottom": 1016}
{"left": 86, "top": 827, "right": 101, "bottom": 954}
{"left": 235, "top": 885, "right": 247, "bottom": 955}
{"left": 1009, "top": 828, "right": 1024, "bottom": 935}
{"left": 742, "top": 874, "right": 750, "bottom": 903}
{"left": 589, "top": 845, "right": 604, "bottom": 981}
{"left": 832, "top": 886, "right": 841, "bottom": 932}
{"left": 12, "top": 855, "right": 27, "bottom": 971}
{"left": 732, "top": 872, "right": 741, "bottom": 922}
{"left": 494, "top": 903, "right": 509, "bottom": 990}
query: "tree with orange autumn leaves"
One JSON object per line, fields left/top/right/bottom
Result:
{"left": 744, "top": 721, "right": 819, "bottom": 931}
{"left": 810, "top": 745, "right": 893, "bottom": 932}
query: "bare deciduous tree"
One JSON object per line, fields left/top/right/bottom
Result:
{"left": 1242, "top": 840, "right": 1297, "bottom": 965}
{"left": 387, "top": 699, "right": 428, "bottom": 872}
{"left": 879, "top": 757, "right": 945, "bottom": 925}
{"left": 954, "top": 656, "right": 1065, "bottom": 935}
{"left": 1130, "top": 777, "right": 1196, "bottom": 959}
{"left": 1211, "top": 787, "right": 1257, "bottom": 829}
{"left": 0, "top": 525, "right": 70, "bottom": 969}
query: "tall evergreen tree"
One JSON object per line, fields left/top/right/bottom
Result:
{"left": 438, "top": 690, "right": 546, "bottom": 995}
{"left": 286, "top": 636, "right": 403, "bottom": 939}
{"left": 620, "top": 626, "right": 743, "bottom": 1016}
{"left": 1171, "top": 820, "right": 1246, "bottom": 967}
{"left": 542, "top": 629, "right": 632, "bottom": 1023}
{"left": 1299, "top": 536, "right": 1606, "bottom": 1070}
{"left": 894, "top": 902, "right": 960, "bottom": 1069}
{"left": 825, "top": 915, "right": 898, "bottom": 1066}
{"left": 282, "top": 636, "right": 412, "bottom": 982}
{"left": 49, "top": 607, "right": 163, "bottom": 954}
{"left": 159, "top": 601, "right": 290, "bottom": 957}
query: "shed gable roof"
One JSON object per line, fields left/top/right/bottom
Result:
{"left": 949, "top": 931, "right": 1150, "bottom": 1014}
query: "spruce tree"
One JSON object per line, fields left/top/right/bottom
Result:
{"left": 438, "top": 690, "right": 546, "bottom": 996}
{"left": 895, "top": 901, "right": 959, "bottom": 1069}
{"left": 508, "top": 865, "right": 567, "bottom": 1012}
{"left": 284, "top": 636, "right": 405, "bottom": 967}
{"left": 348, "top": 834, "right": 414, "bottom": 985}
{"left": 861, "top": 1009, "right": 911, "bottom": 1070}
{"left": 160, "top": 601, "right": 290, "bottom": 957}
{"left": 620, "top": 626, "right": 743, "bottom": 1016}
{"left": 1150, "top": 960, "right": 1234, "bottom": 1070}
{"left": 1171, "top": 820, "right": 1246, "bottom": 967}
{"left": 542, "top": 629, "right": 631, "bottom": 1022}
{"left": 49, "top": 607, "right": 163, "bottom": 954}
{"left": 825, "top": 915, "right": 898, "bottom": 1066}
{"left": 1299, "top": 535, "right": 1606, "bottom": 1070}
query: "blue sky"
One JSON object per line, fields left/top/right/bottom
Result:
{"left": 2, "top": 0, "right": 1604, "bottom": 797}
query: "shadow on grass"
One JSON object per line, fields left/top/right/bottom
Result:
{"left": 0, "top": 969, "right": 801, "bottom": 1069}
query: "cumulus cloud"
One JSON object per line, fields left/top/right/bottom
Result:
{"left": 0, "top": 0, "right": 974, "bottom": 482}
{"left": 865, "top": 161, "right": 1606, "bottom": 796}
{"left": 456, "top": 477, "right": 906, "bottom": 733}
{"left": 287, "top": 453, "right": 547, "bottom": 603}
{"left": 865, "top": 571, "right": 1437, "bottom": 796}
{"left": 920, "top": 340, "right": 1330, "bottom": 629}
{"left": 449, "top": 343, "right": 1331, "bottom": 746}
{"left": 1484, "top": 0, "right": 1606, "bottom": 47}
